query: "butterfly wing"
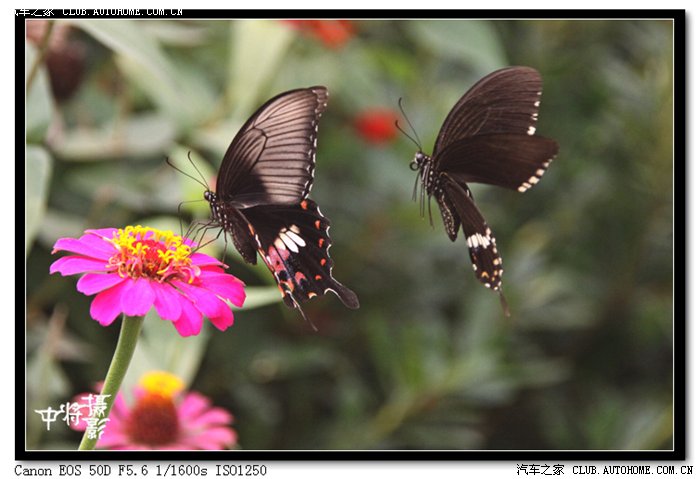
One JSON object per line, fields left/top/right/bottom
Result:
{"left": 436, "top": 133, "right": 558, "bottom": 192}
{"left": 216, "top": 86, "right": 329, "bottom": 208}
{"left": 241, "top": 199, "right": 359, "bottom": 318}
{"left": 441, "top": 176, "right": 504, "bottom": 292}
{"left": 433, "top": 66, "right": 545, "bottom": 155}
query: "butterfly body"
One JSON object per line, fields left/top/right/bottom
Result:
{"left": 204, "top": 87, "right": 359, "bottom": 320}
{"left": 408, "top": 67, "right": 559, "bottom": 309}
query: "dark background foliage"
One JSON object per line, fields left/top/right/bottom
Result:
{"left": 25, "top": 19, "right": 674, "bottom": 450}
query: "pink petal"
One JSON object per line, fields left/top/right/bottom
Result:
{"left": 208, "top": 306, "right": 233, "bottom": 331}
{"left": 174, "top": 281, "right": 231, "bottom": 319}
{"left": 186, "top": 408, "right": 233, "bottom": 427}
{"left": 90, "top": 283, "right": 128, "bottom": 326}
{"left": 108, "top": 393, "right": 129, "bottom": 421}
{"left": 198, "top": 265, "right": 228, "bottom": 274}
{"left": 77, "top": 273, "right": 125, "bottom": 295}
{"left": 198, "top": 273, "right": 246, "bottom": 307}
{"left": 84, "top": 227, "right": 119, "bottom": 239}
{"left": 172, "top": 300, "right": 203, "bottom": 337}
{"left": 50, "top": 256, "right": 109, "bottom": 276}
{"left": 51, "top": 237, "right": 112, "bottom": 259}
{"left": 182, "top": 236, "right": 197, "bottom": 247}
{"left": 189, "top": 253, "right": 224, "bottom": 267}
{"left": 178, "top": 392, "right": 210, "bottom": 418}
{"left": 152, "top": 283, "right": 183, "bottom": 321}
{"left": 120, "top": 278, "right": 155, "bottom": 317}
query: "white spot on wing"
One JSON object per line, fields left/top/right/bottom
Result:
{"left": 279, "top": 232, "right": 299, "bottom": 253}
{"left": 285, "top": 230, "right": 306, "bottom": 248}
{"left": 274, "top": 238, "right": 287, "bottom": 251}
{"left": 467, "top": 233, "right": 492, "bottom": 249}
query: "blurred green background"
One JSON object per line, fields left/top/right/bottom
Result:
{"left": 25, "top": 19, "right": 674, "bottom": 450}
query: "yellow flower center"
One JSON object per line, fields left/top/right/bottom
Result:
{"left": 107, "top": 226, "right": 198, "bottom": 283}
{"left": 140, "top": 371, "right": 185, "bottom": 399}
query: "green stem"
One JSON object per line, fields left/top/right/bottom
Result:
{"left": 26, "top": 20, "right": 55, "bottom": 93}
{"left": 78, "top": 315, "right": 144, "bottom": 451}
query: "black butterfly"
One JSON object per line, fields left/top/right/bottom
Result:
{"left": 203, "top": 86, "right": 359, "bottom": 321}
{"left": 405, "top": 66, "right": 559, "bottom": 314}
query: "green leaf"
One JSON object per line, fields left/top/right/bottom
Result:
{"left": 123, "top": 309, "right": 211, "bottom": 395}
{"left": 38, "top": 209, "right": 86, "bottom": 249}
{"left": 73, "top": 20, "right": 176, "bottom": 89}
{"left": 26, "top": 43, "right": 54, "bottom": 143}
{"left": 228, "top": 21, "right": 295, "bottom": 116}
{"left": 120, "top": 285, "right": 281, "bottom": 395}
{"left": 407, "top": 20, "right": 507, "bottom": 72}
{"left": 141, "top": 20, "right": 209, "bottom": 47}
{"left": 26, "top": 146, "right": 53, "bottom": 256}
{"left": 53, "top": 114, "right": 176, "bottom": 161}
{"left": 116, "top": 54, "right": 216, "bottom": 128}
{"left": 74, "top": 20, "right": 211, "bottom": 128}
{"left": 241, "top": 286, "right": 283, "bottom": 310}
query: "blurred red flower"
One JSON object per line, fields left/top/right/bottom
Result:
{"left": 284, "top": 20, "right": 354, "bottom": 49}
{"left": 354, "top": 108, "right": 399, "bottom": 144}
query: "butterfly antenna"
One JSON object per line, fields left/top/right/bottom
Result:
{"left": 165, "top": 156, "right": 209, "bottom": 190}
{"left": 187, "top": 151, "right": 211, "bottom": 190}
{"left": 397, "top": 97, "right": 423, "bottom": 150}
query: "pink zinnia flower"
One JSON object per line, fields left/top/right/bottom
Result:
{"left": 50, "top": 226, "right": 246, "bottom": 337}
{"left": 73, "top": 371, "right": 237, "bottom": 450}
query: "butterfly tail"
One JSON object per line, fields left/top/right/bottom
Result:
{"left": 442, "top": 176, "right": 505, "bottom": 294}
{"left": 327, "top": 280, "right": 360, "bottom": 309}
{"left": 499, "top": 289, "right": 511, "bottom": 317}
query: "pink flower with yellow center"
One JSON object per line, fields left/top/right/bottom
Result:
{"left": 73, "top": 371, "right": 237, "bottom": 450}
{"left": 50, "top": 226, "right": 245, "bottom": 337}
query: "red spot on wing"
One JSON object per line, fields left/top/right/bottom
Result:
{"left": 301, "top": 200, "right": 309, "bottom": 210}
{"left": 318, "top": 238, "right": 325, "bottom": 247}
{"left": 320, "top": 258, "right": 327, "bottom": 266}
{"left": 314, "top": 220, "right": 321, "bottom": 229}
{"left": 265, "top": 246, "right": 290, "bottom": 274}
{"left": 295, "top": 272, "right": 307, "bottom": 283}
{"left": 314, "top": 275, "right": 322, "bottom": 281}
